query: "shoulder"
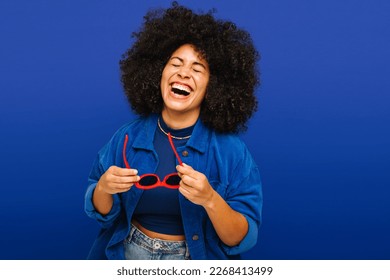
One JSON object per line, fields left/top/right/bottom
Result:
{"left": 97, "top": 115, "right": 156, "bottom": 159}
{"left": 209, "top": 131, "right": 257, "bottom": 173}
{"left": 116, "top": 116, "right": 150, "bottom": 134}
{"left": 195, "top": 120, "right": 247, "bottom": 153}
{"left": 211, "top": 131, "right": 249, "bottom": 157}
{"left": 109, "top": 115, "right": 156, "bottom": 143}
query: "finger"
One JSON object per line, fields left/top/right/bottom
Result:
{"left": 110, "top": 175, "right": 140, "bottom": 184}
{"left": 176, "top": 163, "right": 193, "bottom": 173}
{"left": 110, "top": 186, "right": 132, "bottom": 194}
{"left": 109, "top": 166, "right": 138, "bottom": 176}
{"left": 105, "top": 170, "right": 139, "bottom": 183}
{"left": 107, "top": 181, "right": 135, "bottom": 191}
{"left": 176, "top": 164, "right": 197, "bottom": 178}
{"left": 179, "top": 179, "right": 190, "bottom": 189}
{"left": 178, "top": 185, "right": 191, "bottom": 197}
{"left": 180, "top": 174, "right": 198, "bottom": 188}
{"left": 113, "top": 184, "right": 133, "bottom": 192}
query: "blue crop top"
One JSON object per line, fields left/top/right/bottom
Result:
{"left": 132, "top": 118, "right": 194, "bottom": 235}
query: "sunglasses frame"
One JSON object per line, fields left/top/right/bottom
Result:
{"left": 122, "top": 132, "right": 183, "bottom": 190}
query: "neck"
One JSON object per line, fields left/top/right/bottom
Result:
{"left": 161, "top": 109, "right": 199, "bottom": 129}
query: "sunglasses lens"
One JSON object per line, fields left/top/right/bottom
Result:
{"left": 165, "top": 174, "right": 181, "bottom": 186}
{"left": 139, "top": 175, "right": 158, "bottom": 186}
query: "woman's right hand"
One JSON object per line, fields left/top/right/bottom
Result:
{"left": 96, "top": 166, "right": 140, "bottom": 194}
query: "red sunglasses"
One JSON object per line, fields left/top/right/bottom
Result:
{"left": 122, "top": 133, "right": 183, "bottom": 190}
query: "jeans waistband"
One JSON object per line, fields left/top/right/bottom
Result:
{"left": 126, "top": 223, "right": 190, "bottom": 257}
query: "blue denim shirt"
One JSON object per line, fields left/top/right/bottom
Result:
{"left": 85, "top": 114, "right": 262, "bottom": 259}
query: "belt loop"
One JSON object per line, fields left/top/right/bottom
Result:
{"left": 185, "top": 243, "right": 191, "bottom": 260}
{"left": 127, "top": 223, "right": 137, "bottom": 241}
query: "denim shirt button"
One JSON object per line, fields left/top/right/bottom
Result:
{"left": 182, "top": 150, "right": 189, "bottom": 157}
{"left": 192, "top": 234, "right": 199, "bottom": 241}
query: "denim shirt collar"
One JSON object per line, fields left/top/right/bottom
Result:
{"left": 132, "top": 114, "right": 210, "bottom": 154}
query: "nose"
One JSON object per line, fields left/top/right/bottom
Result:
{"left": 177, "top": 66, "right": 191, "bottom": 79}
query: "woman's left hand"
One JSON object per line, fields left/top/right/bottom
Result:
{"left": 177, "top": 163, "right": 248, "bottom": 246}
{"left": 176, "top": 163, "right": 215, "bottom": 207}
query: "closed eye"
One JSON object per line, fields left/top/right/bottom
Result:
{"left": 170, "top": 57, "right": 182, "bottom": 67}
{"left": 192, "top": 62, "right": 207, "bottom": 73}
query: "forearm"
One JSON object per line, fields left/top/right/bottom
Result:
{"left": 92, "top": 183, "right": 114, "bottom": 215}
{"left": 204, "top": 190, "right": 248, "bottom": 247}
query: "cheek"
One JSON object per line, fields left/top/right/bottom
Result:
{"left": 161, "top": 68, "right": 174, "bottom": 86}
{"left": 196, "top": 76, "right": 210, "bottom": 91}
{"left": 160, "top": 72, "right": 169, "bottom": 89}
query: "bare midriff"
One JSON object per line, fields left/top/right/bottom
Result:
{"left": 132, "top": 219, "right": 186, "bottom": 241}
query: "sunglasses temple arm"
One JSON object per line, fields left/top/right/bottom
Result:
{"left": 167, "top": 133, "right": 183, "bottom": 166}
{"left": 123, "top": 134, "right": 131, "bottom": 169}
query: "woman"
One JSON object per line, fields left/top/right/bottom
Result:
{"left": 85, "top": 2, "right": 262, "bottom": 260}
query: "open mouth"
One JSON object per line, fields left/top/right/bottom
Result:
{"left": 171, "top": 83, "right": 192, "bottom": 96}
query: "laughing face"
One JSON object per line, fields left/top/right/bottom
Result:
{"left": 160, "top": 44, "right": 210, "bottom": 126}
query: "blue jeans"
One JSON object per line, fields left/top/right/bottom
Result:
{"left": 124, "top": 224, "right": 190, "bottom": 260}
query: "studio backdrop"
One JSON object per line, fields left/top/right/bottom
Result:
{"left": 0, "top": 0, "right": 389, "bottom": 259}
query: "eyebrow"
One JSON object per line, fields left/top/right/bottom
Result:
{"left": 170, "top": 56, "right": 207, "bottom": 70}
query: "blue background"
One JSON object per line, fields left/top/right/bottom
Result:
{"left": 1, "top": 0, "right": 389, "bottom": 259}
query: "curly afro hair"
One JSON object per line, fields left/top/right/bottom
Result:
{"left": 120, "top": 2, "right": 260, "bottom": 133}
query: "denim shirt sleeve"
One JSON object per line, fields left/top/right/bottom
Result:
{"left": 84, "top": 143, "right": 122, "bottom": 228}
{"left": 221, "top": 147, "right": 263, "bottom": 255}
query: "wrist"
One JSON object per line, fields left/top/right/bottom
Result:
{"left": 95, "top": 182, "right": 104, "bottom": 193}
{"left": 95, "top": 182, "right": 111, "bottom": 197}
{"left": 203, "top": 189, "right": 217, "bottom": 210}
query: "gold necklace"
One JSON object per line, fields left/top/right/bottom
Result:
{"left": 157, "top": 118, "right": 192, "bottom": 140}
